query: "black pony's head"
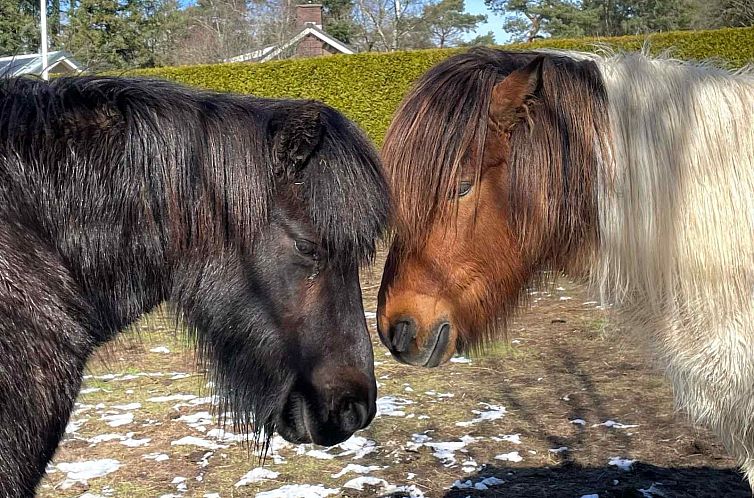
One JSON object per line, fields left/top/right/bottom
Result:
{"left": 0, "top": 76, "right": 389, "bottom": 448}
{"left": 167, "top": 95, "right": 390, "bottom": 446}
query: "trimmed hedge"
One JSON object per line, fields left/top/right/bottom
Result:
{"left": 124, "top": 27, "right": 754, "bottom": 144}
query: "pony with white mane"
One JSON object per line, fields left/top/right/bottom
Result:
{"left": 376, "top": 47, "right": 754, "bottom": 483}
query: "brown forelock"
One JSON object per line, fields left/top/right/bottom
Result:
{"left": 383, "top": 49, "right": 606, "bottom": 271}
{"left": 506, "top": 54, "right": 608, "bottom": 275}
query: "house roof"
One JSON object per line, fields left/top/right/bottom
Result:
{"left": 0, "top": 51, "right": 84, "bottom": 78}
{"left": 225, "top": 25, "right": 354, "bottom": 64}
{"left": 260, "top": 24, "right": 354, "bottom": 62}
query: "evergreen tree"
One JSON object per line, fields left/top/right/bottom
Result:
{"left": 322, "top": 0, "right": 357, "bottom": 43}
{"left": 421, "top": 0, "right": 486, "bottom": 48}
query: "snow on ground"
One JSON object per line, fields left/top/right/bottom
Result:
{"left": 376, "top": 396, "right": 414, "bottom": 417}
{"left": 55, "top": 459, "right": 121, "bottom": 489}
{"left": 608, "top": 456, "right": 636, "bottom": 471}
{"left": 235, "top": 467, "right": 280, "bottom": 487}
{"left": 495, "top": 451, "right": 523, "bottom": 463}
{"left": 255, "top": 484, "right": 340, "bottom": 497}
{"left": 331, "top": 464, "right": 382, "bottom": 478}
{"left": 171, "top": 436, "right": 226, "bottom": 450}
{"left": 455, "top": 403, "right": 507, "bottom": 427}
{"left": 100, "top": 412, "right": 134, "bottom": 427}
{"left": 595, "top": 420, "right": 640, "bottom": 429}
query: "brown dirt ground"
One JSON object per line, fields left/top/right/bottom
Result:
{"left": 37, "top": 249, "right": 750, "bottom": 498}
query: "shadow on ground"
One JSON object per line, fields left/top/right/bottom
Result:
{"left": 436, "top": 463, "right": 749, "bottom": 497}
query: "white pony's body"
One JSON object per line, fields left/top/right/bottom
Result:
{"left": 593, "top": 53, "right": 754, "bottom": 479}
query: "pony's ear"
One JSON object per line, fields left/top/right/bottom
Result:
{"left": 271, "top": 102, "right": 324, "bottom": 178}
{"left": 489, "top": 56, "right": 544, "bottom": 132}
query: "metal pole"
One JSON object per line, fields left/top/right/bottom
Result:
{"left": 40, "top": 0, "right": 49, "bottom": 80}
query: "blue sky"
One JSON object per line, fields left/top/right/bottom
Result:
{"left": 462, "top": 0, "right": 511, "bottom": 43}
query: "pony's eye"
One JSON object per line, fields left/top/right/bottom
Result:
{"left": 458, "top": 181, "right": 473, "bottom": 197}
{"left": 294, "top": 239, "right": 319, "bottom": 259}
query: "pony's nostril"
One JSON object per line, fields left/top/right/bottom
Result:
{"left": 338, "top": 398, "right": 370, "bottom": 433}
{"left": 390, "top": 319, "right": 416, "bottom": 352}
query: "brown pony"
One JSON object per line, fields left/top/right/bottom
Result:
{"left": 377, "top": 47, "right": 754, "bottom": 483}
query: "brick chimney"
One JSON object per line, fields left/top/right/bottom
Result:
{"left": 296, "top": 4, "right": 323, "bottom": 29}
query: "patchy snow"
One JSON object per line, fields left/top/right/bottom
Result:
{"left": 203, "top": 494, "right": 220, "bottom": 498}
{"left": 101, "top": 412, "right": 134, "bottom": 427}
{"left": 172, "top": 476, "right": 187, "bottom": 492}
{"left": 205, "top": 428, "right": 251, "bottom": 443}
{"left": 495, "top": 434, "right": 521, "bottom": 444}
{"left": 189, "top": 396, "right": 218, "bottom": 406}
{"left": 455, "top": 403, "right": 506, "bottom": 427}
{"left": 121, "top": 436, "right": 151, "bottom": 447}
{"left": 89, "top": 433, "right": 126, "bottom": 445}
{"left": 424, "top": 436, "right": 477, "bottom": 466}
{"left": 571, "top": 418, "right": 587, "bottom": 426}
{"left": 65, "top": 418, "right": 87, "bottom": 434}
{"left": 255, "top": 484, "right": 340, "bottom": 497}
{"left": 56, "top": 459, "right": 121, "bottom": 488}
{"left": 481, "top": 477, "right": 505, "bottom": 486}
{"left": 608, "top": 456, "right": 636, "bottom": 471}
{"left": 170, "top": 373, "right": 191, "bottom": 380}
{"left": 143, "top": 453, "right": 169, "bottom": 462}
{"left": 549, "top": 446, "right": 569, "bottom": 454}
{"left": 112, "top": 402, "right": 141, "bottom": 411}
{"left": 335, "top": 436, "right": 378, "bottom": 459}
{"left": 461, "top": 459, "right": 479, "bottom": 473}
{"left": 495, "top": 451, "right": 523, "bottom": 463}
{"left": 595, "top": 420, "right": 639, "bottom": 429}
{"left": 305, "top": 449, "right": 335, "bottom": 460}
{"left": 178, "top": 411, "right": 214, "bottom": 430}
{"left": 331, "top": 464, "right": 381, "bottom": 478}
{"left": 639, "top": 483, "right": 666, "bottom": 497}
{"left": 150, "top": 346, "right": 171, "bottom": 353}
{"left": 581, "top": 495, "right": 600, "bottom": 498}
{"left": 235, "top": 467, "right": 280, "bottom": 487}
{"left": 147, "top": 394, "right": 197, "bottom": 403}
{"left": 559, "top": 296, "right": 573, "bottom": 301}
{"left": 424, "top": 390, "right": 454, "bottom": 398}
{"left": 453, "top": 476, "right": 505, "bottom": 490}
{"left": 450, "top": 356, "right": 472, "bottom": 364}
{"left": 80, "top": 387, "right": 102, "bottom": 395}
{"left": 376, "top": 396, "right": 413, "bottom": 417}
{"left": 364, "top": 311, "right": 377, "bottom": 319}
{"left": 343, "top": 476, "right": 389, "bottom": 490}
{"left": 171, "top": 436, "right": 226, "bottom": 450}
{"left": 406, "top": 433, "right": 432, "bottom": 451}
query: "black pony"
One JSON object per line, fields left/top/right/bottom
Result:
{"left": 0, "top": 76, "right": 389, "bottom": 496}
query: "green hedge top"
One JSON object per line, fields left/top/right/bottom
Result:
{"left": 123, "top": 27, "right": 754, "bottom": 144}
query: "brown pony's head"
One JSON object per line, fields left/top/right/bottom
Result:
{"left": 377, "top": 49, "right": 609, "bottom": 367}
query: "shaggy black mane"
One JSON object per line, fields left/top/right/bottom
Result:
{"left": 0, "top": 76, "right": 385, "bottom": 264}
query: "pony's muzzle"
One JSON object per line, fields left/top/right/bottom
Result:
{"left": 378, "top": 315, "right": 455, "bottom": 367}
{"left": 277, "top": 367, "right": 376, "bottom": 447}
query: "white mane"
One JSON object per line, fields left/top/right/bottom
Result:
{"left": 590, "top": 52, "right": 754, "bottom": 475}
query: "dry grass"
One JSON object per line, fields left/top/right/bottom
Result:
{"left": 37, "top": 251, "right": 749, "bottom": 497}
